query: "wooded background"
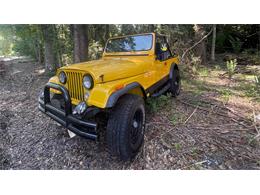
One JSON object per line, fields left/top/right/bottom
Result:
{"left": 1, "top": 24, "right": 260, "bottom": 170}
{"left": 0, "top": 24, "right": 260, "bottom": 72}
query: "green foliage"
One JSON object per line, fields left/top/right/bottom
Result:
{"left": 215, "top": 25, "right": 260, "bottom": 53}
{"left": 189, "top": 55, "right": 202, "bottom": 74}
{"left": 14, "top": 25, "right": 39, "bottom": 57}
{"left": 120, "top": 24, "right": 137, "bottom": 35}
{"left": 245, "top": 87, "right": 258, "bottom": 98}
{"left": 169, "top": 114, "right": 178, "bottom": 125}
{"left": 0, "top": 38, "right": 13, "bottom": 56}
{"left": 234, "top": 82, "right": 260, "bottom": 101}
{"left": 0, "top": 25, "right": 44, "bottom": 61}
{"left": 229, "top": 35, "right": 243, "bottom": 53}
{"left": 191, "top": 55, "right": 201, "bottom": 67}
{"left": 243, "top": 84, "right": 259, "bottom": 99}
{"left": 146, "top": 98, "right": 157, "bottom": 112}
{"left": 226, "top": 59, "right": 237, "bottom": 79}
{"left": 1, "top": 24, "right": 260, "bottom": 70}
{"left": 198, "top": 67, "right": 209, "bottom": 77}
{"left": 0, "top": 25, "right": 14, "bottom": 56}
{"left": 55, "top": 25, "right": 73, "bottom": 65}
{"left": 89, "top": 25, "right": 115, "bottom": 47}
{"left": 88, "top": 41, "right": 103, "bottom": 60}
{"left": 146, "top": 94, "right": 171, "bottom": 112}
{"left": 215, "top": 30, "right": 227, "bottom": 53}
{"left": 169, "top": 112, "right": 185, "bottom": 125}
{"left": 220, "top": 88, "right": 232, "bottom": 102}
{"left": 181, "top": 76, "right": 207, "bottom": 96}
{"left": 174, "top": 143, "right": 181, "bottom": 150}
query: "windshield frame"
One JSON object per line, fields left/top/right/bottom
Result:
{"left": 104, "top": 33, "right": 154, "bottom": 55}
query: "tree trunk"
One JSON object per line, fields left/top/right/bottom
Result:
{"left": 258, "top": 25, "right": 260, "bottom": 53}
{"left": 105, "top": 24, "right": 110, "bottom": 41}
{"left": 41, "top": 24, "right": 58, "bottom": 72}
{"left": 73, "top": 25, "right": 89, "bottom": 63}
{"left": 211, "top": 24, "right": 216, "bottom": 62}
{"left": 53, "top": 25, "right": 63, "bottom": 67}
{"left": 101, "top": 24, "right": 110, "bottom": 47}
{"left": 33, "top": 40, "right": 41, "bottom": 64}
{"left": 193, "top": 24, "right": 207, "bottom": 65}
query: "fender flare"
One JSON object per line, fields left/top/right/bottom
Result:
{"left": 169, "top": 63, "right": 179, "bottom": 80}
{"left": 106, "top": 82, "right": 146, "bottom": 108}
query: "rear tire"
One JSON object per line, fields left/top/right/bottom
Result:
{"left": 106, "top": 94, "right": 145, "bottom": 161}
{"left": 169, "top": 68, "right": 181, "bottom": 97}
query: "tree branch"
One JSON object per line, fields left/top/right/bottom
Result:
{"left": 181, "top": 28, "right": 213, "bottom": 60}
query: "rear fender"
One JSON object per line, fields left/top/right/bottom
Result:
{"left": 169, "top": 63, "right": 179, "bottom": 80}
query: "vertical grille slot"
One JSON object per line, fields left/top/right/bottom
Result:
{"left": 66, "top": 71, "right": 84, "bottom": 102}
{"left": 79, "top": 73, "right": 84, "bottom": 101}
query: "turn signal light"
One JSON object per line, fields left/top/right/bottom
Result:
{"left": 114, "top": 84, "right": 124, "bottom": 91}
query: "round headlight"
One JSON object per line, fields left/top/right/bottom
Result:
{"left": 83, "top": 75, "right": 93, "bottom": 89}
{"left": 59, "top": 71, "right": 66, "bottom": 84}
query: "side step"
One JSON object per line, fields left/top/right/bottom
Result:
{"left": 151, "top": 83, "right": 171, "bottom": 98}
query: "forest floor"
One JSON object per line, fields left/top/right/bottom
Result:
{"left": 0, "top": 56, "right": 260, "bottom": 169}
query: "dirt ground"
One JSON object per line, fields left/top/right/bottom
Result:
{"left": 0, "top": 57, "right": 260, "bottom": 169}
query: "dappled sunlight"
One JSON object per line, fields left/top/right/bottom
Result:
{"left": 199, "top": 76, "right": 230, "bottom": 87}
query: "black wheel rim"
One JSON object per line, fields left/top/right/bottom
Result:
{"left": 130, "top": 108, "right": 144, "bottom": 150}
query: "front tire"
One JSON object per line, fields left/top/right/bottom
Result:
{"left": 106, "top": 94, "right": 145, "bottom": 161}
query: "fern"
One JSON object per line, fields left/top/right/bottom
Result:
{"left": 226, "top": 59, "right": 237, "bottom": 79}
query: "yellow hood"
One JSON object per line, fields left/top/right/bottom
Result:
{"left": 59, "top": 57, "right": 149, "bottom": 83}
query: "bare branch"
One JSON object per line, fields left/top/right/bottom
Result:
{"left": 183, "top": 106, "right": 198, "bottom": 124}
{"left": 181, "top": 28, "right": 213, "bottom": 61}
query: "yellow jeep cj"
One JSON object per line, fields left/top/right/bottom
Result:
{"left": 39, "top": 33, "right": 181, "bottom": 160}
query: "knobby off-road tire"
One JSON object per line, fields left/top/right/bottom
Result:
{"left": 169, "top": 68, "right": 181, "bottom": 97}
{"left": 106, "top": 94, "right": 145, "bottom": 161}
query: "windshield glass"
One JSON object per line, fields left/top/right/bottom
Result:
{"left": 105, "top": 34, "right": 153, "bottom": 53}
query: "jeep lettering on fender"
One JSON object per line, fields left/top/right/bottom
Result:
{"left": 38, "top": 33, "right": 181, "bottom": 161}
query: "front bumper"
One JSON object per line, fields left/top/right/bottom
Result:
{"left": 38, "top": 82, "right": 98, "bottom": 140}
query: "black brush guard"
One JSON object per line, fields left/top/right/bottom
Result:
{"left": 38, "top": 82, "right": 98, "bottom": 140}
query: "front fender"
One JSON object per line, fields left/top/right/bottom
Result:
{"left": 87, "top": 82, "right": 145, "bottom": 108}
{"left": 105, "top": 82, "right": 143, "bottom": 108}
{"left": 49, "top": 76, "right": 62, "bottom": 94}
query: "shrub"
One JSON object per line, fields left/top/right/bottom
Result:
{"left": 146, "top": 94, "right": 171, "bottom": 112}
{"left": 226, "top": 59, "right": 237, "bottom": 79}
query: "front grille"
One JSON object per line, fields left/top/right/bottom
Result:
{"left": 66, "top": 71, "right": 84, "bottom": 101}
